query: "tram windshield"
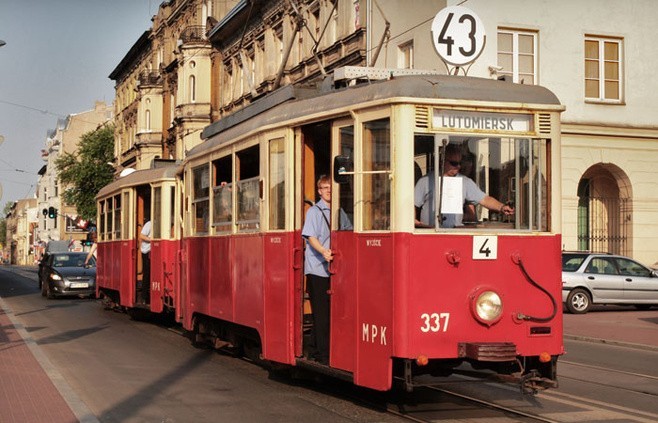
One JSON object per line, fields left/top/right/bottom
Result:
{"left": 413, "top": 134, "right": 549, "bottom": 231}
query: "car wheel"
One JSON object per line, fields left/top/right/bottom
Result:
{"left": 566, "top": 288, "right": 591, "bottom": 314}
{"left": 46, "top": 284, "right": 54, "bottom": 300}
{"left": 634, "top": 305, "right": 651, "bottom": 311}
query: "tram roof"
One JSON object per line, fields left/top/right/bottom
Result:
{"left": 96, "top": 165, "right": 179, "bottom": 200}
{"left": 193, "top": 73, "right": 561, "bottom": 159}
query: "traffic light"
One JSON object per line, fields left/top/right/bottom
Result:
{"left": 47, "top": 206, "right": 57, "bottom": 219}
{"left": 42, "top": 208, "right": 48, "bottom": 216}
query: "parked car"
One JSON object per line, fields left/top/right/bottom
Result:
{"left": 39, "top": 252, "right": 96, "bottom": 299}
{"left": 562, "top": 251, "right": 658, "bottom": 314}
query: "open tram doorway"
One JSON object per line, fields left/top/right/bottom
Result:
{"left": 136, "top": 186, "right": 151, "bottom": 305}
{"left": 300, "top": 121, "right": 332, "bottom": 362}
{"left": 577, "top": 164, "right": 632, "bottom": 256}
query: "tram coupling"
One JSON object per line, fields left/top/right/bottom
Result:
{"left": 495, "top": 370, "right": 558, "bottom": 395}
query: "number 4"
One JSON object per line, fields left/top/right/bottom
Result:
{"left": 437, "top": 12, "right": 455, "bottom": 55}
{"left": 473, "top": 236, "right": 497, "bottom": 260}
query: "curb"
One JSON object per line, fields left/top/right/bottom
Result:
{"left": 564, "top": 333, "right": 658, "bottom": 352}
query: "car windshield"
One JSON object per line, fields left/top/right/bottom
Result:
{"left": 562, "top": 254, "right": 586, "bottom": 272}
{"left": 53, "top": 254, "right": 91, "bottom": 268}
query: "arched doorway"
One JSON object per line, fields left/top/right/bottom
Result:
{"left": 577, "top": 164, "right": 632, "bottom": 255}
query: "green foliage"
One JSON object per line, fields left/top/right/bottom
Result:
{"left": 55, "top": 124, "right": 115, "bottom": 221}
{"left": 0, "top": 202, "right": 12, "bottom": 247}
{"left": 0, "top": 218, "right": 5, "bottom": 247}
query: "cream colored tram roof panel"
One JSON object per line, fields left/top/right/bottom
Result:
{"left": 193, "top": 74, "right": 562, "bottom": 161}
{"left": 96, "top": 165, "right": 180, "bottom": 200}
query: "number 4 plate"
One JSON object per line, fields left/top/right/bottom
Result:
{"left": 473, "top": 235, "right": 497, "bottom": 260}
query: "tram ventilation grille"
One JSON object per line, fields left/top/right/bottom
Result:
{"left": 415, "top": 106, "right": 430, "bottom": 129}
{"left": 537, "top": 113, "right": 552, "bottom": 135}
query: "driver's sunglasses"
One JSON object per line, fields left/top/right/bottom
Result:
{"left": 447, "top": 160, "right": 461, "bottom": 167}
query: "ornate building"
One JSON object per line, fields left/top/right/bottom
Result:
{"left": 208, "top": 0, "right": 367, "bottom": 117}
{"left": 110, "top": 0, "right": 239, "bottom": 170}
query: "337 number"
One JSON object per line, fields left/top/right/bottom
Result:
{"left": 420, "top": 312, "right": 450, "bottom": 333}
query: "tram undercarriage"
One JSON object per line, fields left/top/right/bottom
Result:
{"left": 394, "top": 353, "right": 559, "bottom": 395}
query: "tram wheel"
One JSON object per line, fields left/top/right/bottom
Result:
{"left": 566, "top": 288, "right": 591, "bottom": 314}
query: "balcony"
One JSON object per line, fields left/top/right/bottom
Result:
{"left": 180, "top": 25, "right": 207, "bottom": 45}
{"left": 138, "top": 71, "right": 162, "bottom": 86}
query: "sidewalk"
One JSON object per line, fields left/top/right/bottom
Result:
{"left": 0, "top": 297, "right": 97, "bottom": 423}
{"left": 563, "top": 305, "right": 658, "bottom": 351}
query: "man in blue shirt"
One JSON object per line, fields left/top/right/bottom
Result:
{"left": 302, "top": 175, "right": 333, "bottom": 364}
{"left": 414, "top": 144, "right": 514, "bottom": 228}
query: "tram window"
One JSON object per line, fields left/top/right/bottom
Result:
{"left": 113, "top": 195, "right": 122, "bottom": 240}
{"left": 363, "top": 119, "right": 390, "bottom": 231}
{"left": 192, "top": 165, "right": 210, "bottom": 235}
{"left": 337, "top": 126, "right": 354, "bottom": 230}
{"left": 413, "top": 135, "right": 549, "bottom": 231}
{"left": 106, "top": 197, "right": 114, "bottom": 240}
{"left": 99, "top": 200, "right": 106, "bottom": 241}
{"left": 122, "top": 192, "right": 130, "bottom": 239}
{"left": 268, "top": 138, "right": 285, "bottom": 230}
{"left": 168, "top": 186, "right": 175, "bottom": 239}
{"left": 212, "top": 155, "right": 233, "bottom": 233}
{"left": 153, "top": 187, "right": 162, "bottom": 239}
{"left": 236, "top": 145, "right": 260, "bottom": 231}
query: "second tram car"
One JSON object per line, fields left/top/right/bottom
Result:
{"left": 96, "top": 68, "right": 565, "bottom": 393}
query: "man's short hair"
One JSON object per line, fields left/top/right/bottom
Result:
{"left": 317, "top": 174, "right": 331, "bottom": 188}
{"left": 443, "top": 143, "right": 462, "bottom": 158}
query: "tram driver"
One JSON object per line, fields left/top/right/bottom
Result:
{"left": 414, "top": 144, "right": 515, "bottom": 228}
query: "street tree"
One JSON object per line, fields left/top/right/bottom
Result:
{"left": 55, "top": 124, "right": 115, "bottom": 221}
{"left": 0, "top": 202, "right": 13, "bottom": 247}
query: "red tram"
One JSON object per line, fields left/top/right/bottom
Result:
{"left": 96, "top": 68, "right": 565, "bottom": 393}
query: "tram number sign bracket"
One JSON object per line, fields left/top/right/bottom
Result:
{"left": 473, "top": 235, "right": 497, "bottom": 260}
{"left": 431, "top": 6, "right": 486, "bottom": 67}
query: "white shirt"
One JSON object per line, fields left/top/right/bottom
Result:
{"left": 140, "top": 221, "right": 152, "bottom": 254}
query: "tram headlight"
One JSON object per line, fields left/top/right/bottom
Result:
{"left": 471, "top": 290, "right": 503, "bottom": 326}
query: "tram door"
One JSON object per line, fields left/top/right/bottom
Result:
{"left": 300, "top": 119, "right": 356, "bottom": 370}
{"left": 135, "top": 186, "right": 151, "bottom": 305}
{"left": 300, "top": 122, "right": 331, "bottom": 360}
{"left": 329, "top": 121, "right": 356, "bottom": 372}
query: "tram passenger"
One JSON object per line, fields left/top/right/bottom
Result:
{"left": 302, "top": 175, "right": 333, "bottom": 365}
{"left": 84, "top": 229, "right": 97, "bottom": 267}
{"left": 414, "top": 144, "right": 515, "bottom": 228}
{"left": 139, "top": 219, "right": 152, "bottom": 304}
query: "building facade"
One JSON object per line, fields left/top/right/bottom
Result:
{"left": 37, "top": 101, "right": 113, "bottom": 245}
{"left": 444, "top": 0, "right": 658, "bottom": 265}
{"left": 110, "top": 0, "right": 239, "bottom": 171}
{"left": 108, "top": 0, "right": 658, "bottom": 265}
{"left": 5, "top": 198, "right": 37, "bottom": 265}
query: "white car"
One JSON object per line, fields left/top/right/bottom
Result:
{"left": 562, "top": 252, "right": 658, "bottom": 314}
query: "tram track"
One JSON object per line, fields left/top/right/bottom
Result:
{"left": 558, "top": 359, "right": 658, "bottom": 397}
{"left": 385, "top": 383, "right": 560, "bottom": 423}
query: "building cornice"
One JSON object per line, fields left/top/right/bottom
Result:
{"left": 562, "top": 122, "right": 658, "bottom": 140}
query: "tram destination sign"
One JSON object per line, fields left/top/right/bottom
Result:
{"left": 432, "top": 109, "right": 533, "bottom": 133}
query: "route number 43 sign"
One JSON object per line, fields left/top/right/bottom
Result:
{"left": 431, "top": 6, "right": 486, "bottom": 67}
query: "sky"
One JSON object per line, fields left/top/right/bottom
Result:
{"left": 0, "top": 0, "right": 158, "bottom": 207}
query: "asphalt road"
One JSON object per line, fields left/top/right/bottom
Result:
{"left": 0, "top": 265, "right": 404, "bottom": 423}
{"left": 2, "top": 264, "right": 658, "bottom": 423}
